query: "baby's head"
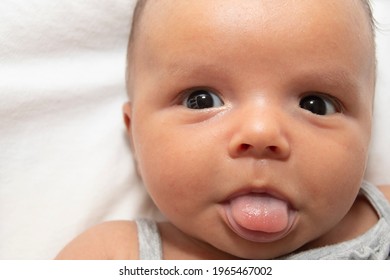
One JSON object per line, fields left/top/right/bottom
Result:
{"left": 124, "top": 0, "right": 376, "bottom": 259}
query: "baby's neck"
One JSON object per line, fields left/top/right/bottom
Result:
{"left": 158, "top": 222, "right": 239, "bottom": 260}
{"left": 300, "top": 193, "right": 378, "bottom": 251}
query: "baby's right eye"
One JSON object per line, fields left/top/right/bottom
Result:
{"left": 183, "top": 89, "right": 224, "bottom": 109}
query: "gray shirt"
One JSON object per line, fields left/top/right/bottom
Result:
{"left": 136, "top": 181, "right": 390, "bottom": 259}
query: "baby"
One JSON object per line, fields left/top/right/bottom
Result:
{"left": 56, "top": 0, "right": 390, "bottom": 259}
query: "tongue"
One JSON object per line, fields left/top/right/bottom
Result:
{"left": 228, "top": 194, "right": 289, "bottom": 233}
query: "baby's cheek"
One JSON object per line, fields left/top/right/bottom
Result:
{"left": 140, "top": 141, "right": 215, "bottom": 213}
{"left": 320, "top": 143, "right": 367, "bottom": 212}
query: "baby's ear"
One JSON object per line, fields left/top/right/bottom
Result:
{"left": 123, "top": 102, "right": 132, "bottom": 130}
{"left": 123, "top": 102, "right": 135, "bottom": 152}
{"left": 123, "top": 102, "right": 142, "bottom": 178}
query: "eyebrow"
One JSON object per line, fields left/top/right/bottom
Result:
{"left": 163, "top": 60, "right": 230, "bottom": 80}
{"left": 165, "top": 59, "right": 359, "bottom": 88}
{"left": 297, "top": 68, "right": 360, "bottom": 94}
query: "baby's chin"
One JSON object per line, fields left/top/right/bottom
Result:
{"left": 181, "top": 223, "right": 302, "bottom": 259}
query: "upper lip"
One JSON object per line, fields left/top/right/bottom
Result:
{"left": 221, "top": 185, "right": 295, "bottom": 209}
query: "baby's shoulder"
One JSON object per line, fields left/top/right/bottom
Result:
{"left": 55, "top": 220, "right": 139, "bottom": 260}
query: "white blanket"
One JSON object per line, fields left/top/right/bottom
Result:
{"left": 0, "top": 0, "right": 389, "bottom": 259}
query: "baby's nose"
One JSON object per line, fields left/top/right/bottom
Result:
{"left": 228, "top": 104, "right": 291, "bottom": 160}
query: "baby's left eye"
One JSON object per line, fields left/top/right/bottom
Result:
{"left": 299, "top": 94, "right": 341, "bottom": 115}
{"left": 183, "top": 89, "right": 224, "bottom": 109}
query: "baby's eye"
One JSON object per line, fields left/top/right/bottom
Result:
{"left": 183, "top": 89, "right": 224, "bottom": 109}
{"left": 299, "top": 94, "right": 341, "bottom": 115}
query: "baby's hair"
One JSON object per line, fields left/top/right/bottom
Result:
{"left": 128, "top": 0, "right": 148, "bottom": 54}
{"left": 362, "top": 0, "right": 376, "bottom": 37}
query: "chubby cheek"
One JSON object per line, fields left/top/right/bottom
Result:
{"left": 296, "top": 126, "right": 370, "bottom": 230}
{"left": 132, "top": 119, "right": 218, "bottom": 218}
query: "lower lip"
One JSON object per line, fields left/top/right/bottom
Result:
{"left": 222, "top": 204, "right": 297, "bottom": 243}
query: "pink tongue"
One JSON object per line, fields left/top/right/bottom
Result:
{"left": 229, "top": 194, "right": 289, "bottom": 233}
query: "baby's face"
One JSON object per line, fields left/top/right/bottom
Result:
{"left": 125, "top": 0, "right": 375, "bottom": 259}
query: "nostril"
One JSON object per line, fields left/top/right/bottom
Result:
{"left": 268, "top": 146, "right": 278, "bottom": 152}
{"left": 239, "top": 143, "right": 251, "bottom": 152}
{"left": 238, "top": 144, "right": 279, "bottom": 154}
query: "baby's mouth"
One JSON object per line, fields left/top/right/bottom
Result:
{"left": 223, "top": 193, "right": 297, "bottom": 243}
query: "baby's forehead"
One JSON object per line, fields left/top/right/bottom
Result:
{"left": 129, "top": 0, "right": 375, "bottom": 100}
{"left": 138, "top": 0, "right": 373, "bottom": 29}
{"left": 135, "top": 0, "right": 374, "bottom": 51}
{"left": 136, "top": 0, "right": 374, "bottom": 57}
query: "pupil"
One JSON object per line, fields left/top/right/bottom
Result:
{"left": 196, "top": 94, "right": 213, "bottom": 108}
{"left": 300, "top": 96, "right": 326, "bottom": 115}
{"left": 187, "top": 90, "right": 214, "bottom": 109}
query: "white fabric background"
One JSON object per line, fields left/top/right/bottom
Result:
{"left": 0, "top": 0, "right": 389, "bottom": 259}
{"left": 366, "top": 0, "right": 390, "bottom": 184}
